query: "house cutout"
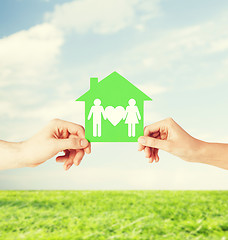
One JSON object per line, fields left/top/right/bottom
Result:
{"left": 76, "top": 71, "right": 152, "bottom": 142}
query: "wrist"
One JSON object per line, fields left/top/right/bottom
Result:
{"left": 0, "top": 140, "right": 25, "bottom": 170}
{"left": 18, "top": 141, "right": 30, "bottom": 167}
{"left": 189, "top": 139, "right": 209, "bottom": 163}
{"left": 19, "top": 140, "right": 37, "bottom": 168}
{"left": 182, "top": 137, "right": 207, "bottom": 163}
{"left": 12, "top": 141, "right": 27, "bottom": 168}
{"left": 194, "top": 142, "right": 228, "bottom": 169}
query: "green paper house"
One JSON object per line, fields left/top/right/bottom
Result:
{"left": 76, "top": 71, "right": 152, "bottom": 142}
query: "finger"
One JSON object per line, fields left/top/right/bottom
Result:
{"left": 65, "top": 161, "right": 73, "bottom": 171}
{"left": 62, "top": 122, "right": 89, "bottom": 153}
{"left": 61, "top": 129, "right": 69, "bottom": 139}
{"left": 138, "top": 143, "right": 145, "bottom": 151}
{"left": 155, "top": 148, "right": 160, "bottom": 162}
{"left": 152, "top": 148, "right": 156, "bottom": 162}
{"left": 73, "top": 150, "right": 85, "bottom": 166}
{"left": 139, "top": 128, "right": 160, "bottom": 152}
{"left": 73, "top": 125, "right": 85, "bottom": 138}
{"left": 56, "top": 156, "right": 67, "bottom": 162}
{"left": 56, "top": 150, "right": 70, "bottom": 162}
{"left": 144, "top": 147, "right": 152, "bottom": 158}
{"left": 144, "top": 118, "right": 172, "bottom": 136}
{"left": 56, "top": 137, "right": 89, "bottom": 152}
{"left": 144, "top": 123, "right": 161, "bottom": 136}
{"left": 151, "top": 131, "right": 160, "bottom": 138}
{"left": 139, "top": 124, "right": 160, "bottom": 147}
{"left": 149, "top": 153, "right": 154, "bottom": 163}
{"left": 148, "top": 148, "right": 154, "bottom": 163}
{"left": 84, "top": 142, "right": 91, "bottom": 154}
{"left": 63, "top": 150, "right": 75, "bottom": 170}
{"left": 138, "top": 136, "right": 170, "bottom": 152}
{"left": 64, "top": 150, "right": 76, "bottom": 170}
{"left": 150, "top": 148, "right": 154, "bottom": 159}
{"left": 51, "top": 119, "right": 85, "bottom": 137}
{"left": 68, "top": 134, "right": 90, "bottom": 154}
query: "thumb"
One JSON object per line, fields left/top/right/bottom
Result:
{"left": 56, "top": 137, "right": 89, "bottom": 152}
{"left": 138, "top": 136, "right": 170, "bottom": 152}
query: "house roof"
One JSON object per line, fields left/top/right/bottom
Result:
{"left": 76, "top": 71, "right": 152, "bottom": 101}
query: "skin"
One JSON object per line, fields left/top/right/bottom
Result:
{"left": 138, "top": 118, "right": 228, "bottom": 170}
{"left": 1, "top": 118, "right": 227, "bottom": 171}
{"left": 0, "top": 119, "right": 91, "bottom": 171}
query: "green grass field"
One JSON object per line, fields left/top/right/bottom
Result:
{"left": 0, "top": 191, "right": 227, "bottom": 240}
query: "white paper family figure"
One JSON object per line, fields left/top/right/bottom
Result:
{"left": 88, "top": 98, "right": 141, "bottom": 137}
{"left": 88, "top": 99, "right": 106, "bottom": 137}
{"left": 124, "top": 99, "right": 141, "bottom": 137}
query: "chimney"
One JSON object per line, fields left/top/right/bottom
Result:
{"left": 90, "top": 77, "right": 98, "bottom": 89}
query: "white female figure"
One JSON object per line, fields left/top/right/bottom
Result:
{"left": 124, "top": 99, "right": 141, "bottom": 137}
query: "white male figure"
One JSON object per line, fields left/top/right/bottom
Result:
{"left": 88, "top": 99, "right": 106, "bottom": 137}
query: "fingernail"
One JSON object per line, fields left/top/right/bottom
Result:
{"left": 65, "top": 164, "right": 71, "bottom": 170}
{"left": 80, "top": 139, "right": 88, "bottom": 147}
{"left": 138, "top": 137, "right": 146, "bottom": 145}
{"left": 74, "top": 159, "right": 80, "bottom": 166}
{"left": 85, "top": 147, "right": 91, "bottom": 154}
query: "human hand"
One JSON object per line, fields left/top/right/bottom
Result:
{"left": 138, "top": 118, "right": 203, "bottom": 163}
{"left": 21, "top": 119, "right": 91, "bottom": 170}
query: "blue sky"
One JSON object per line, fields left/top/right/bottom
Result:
{"left": 0, "top": 0, "right": 228, "bottom": 190}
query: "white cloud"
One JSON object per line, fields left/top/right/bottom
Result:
{"left": 0, "top": 23, "right": 64, "bottom": 86}
{"left": 120, "top": 12, "right": 228, "bottom": 87}
{"left": 208, "top": 38, "right": 228, "bottom": 53}
{"left": 64, "top": 12, "right": 227, "bottom": 90}
{"left": 138, "top": 83, "right": 167, "bottom": 96}
{"left": 144, "top": 110, "right": 165, "bottom": 126}
{"left": 45, "top": 0, "right": 161, "bottom": 34}
{"left": 0, "top": 101, "right": 15, "bottom": 118}
{"left": 23, "top": 100, "right": 85, "bottom": 123}
{"left": 0, "top": 0, "right": 162, "bottom": 88}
